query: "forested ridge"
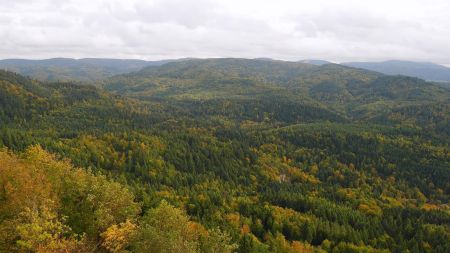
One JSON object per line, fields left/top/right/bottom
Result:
{"left": 0, "top": 58, "right": 449, "bottom": 253}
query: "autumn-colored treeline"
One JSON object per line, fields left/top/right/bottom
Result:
{"left": 0, "top": 146, "right": 237, "bottom": 252}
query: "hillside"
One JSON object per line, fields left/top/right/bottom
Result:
{"left": 342, "top": 60, "right": 450, "bottom": 82}
{"left": 0, "top": 65, "right": 449, "bottom": 253}
{"left": 104, "top": 58, "right": 449, "bottom": 128}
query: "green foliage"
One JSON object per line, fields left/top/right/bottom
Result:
{"left": 132, "top": 200, "right": 235, "bottom": 253}
{"left": 132, "top": 200, "right": 199, "bottom": 253}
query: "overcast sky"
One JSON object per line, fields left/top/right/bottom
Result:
{"left": 1, "top": 0, "right": 450, "bottom": 64}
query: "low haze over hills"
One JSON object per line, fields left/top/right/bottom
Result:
{"left": 298, "top": 60, "right": 332, "bottom": 65}
{"left": 0, "top": 58, "right": 177, "bottom": 82}
{"left": 342, "top": 60, "right": 450, "bottom": 82}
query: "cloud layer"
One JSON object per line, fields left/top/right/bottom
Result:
{"left": 1, "top": 0, "right": 449, "bottom": 64}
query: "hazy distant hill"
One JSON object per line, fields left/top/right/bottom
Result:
{"left": 298, "top": 59, "right": 331, "bottom": 65}
{"left": 342, "top": 60, "right": 450, "bottom": 82}
{"left": 0, "top": 58, "right": 177, "bottom": 82}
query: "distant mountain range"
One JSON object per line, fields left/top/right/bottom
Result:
{"left": 0, "top": 58, "right": 178, "bottom": 82}
{"left": 2, "top": 57, "right": 450, "bottom": 84}
{"left": 342, "top": 60, "right": 450, "bottom": 82}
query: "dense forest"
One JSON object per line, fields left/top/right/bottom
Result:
{"left": 0, "top": 58, "right": 449, "bottom": 253}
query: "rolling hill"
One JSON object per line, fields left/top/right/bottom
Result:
{"left": 103, "top": 58, "right": 449, "bottom": 127}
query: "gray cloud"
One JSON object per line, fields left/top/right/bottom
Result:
{"left": 0, "top": 0, "right": 449, "bottom": 64}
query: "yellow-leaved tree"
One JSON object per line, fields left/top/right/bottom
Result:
{"left": 0, "top": 146, "right": 141, "bottom": 252}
